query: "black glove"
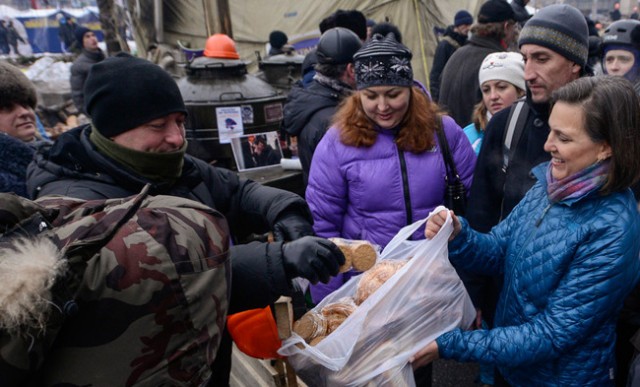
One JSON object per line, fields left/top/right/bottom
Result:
{"left": 272, "top": 211, "right": 314, "bottom": 241}
{"left": 281, "top": 236, "right": 345, "bottom": 284}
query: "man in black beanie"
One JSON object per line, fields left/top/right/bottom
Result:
{"left": 70, "top": 26, "right": 104, "bottom": 114}
{"left": 26, "top": 53, "right": 345, "bottom": 386}
{"left": 439, "top": 0, "right": 518, "bottom": 127}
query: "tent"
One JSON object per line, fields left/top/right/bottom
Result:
{"left": 127, "top": 0, "right": 482, "bottom": 87}
{"left": 0, "top": 6, "right": 103, "bottom": 54}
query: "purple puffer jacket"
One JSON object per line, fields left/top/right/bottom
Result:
{"left": 306, "top": 115, "right": 476, "bottom": 302}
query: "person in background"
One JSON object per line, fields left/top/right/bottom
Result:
{"left": 282, "top": 27, "right": 362, "bottom": 187}
{"left": 70, "top": 26, "right": 105, "bottom": 115}
{"left": 510, "top": 0, "right": 532, "bottom": 26}
{"left": 463, "top": 52, "right": 526, "bottom": 155}
{"left": 0, "top": 20, "right": 10, "bottom": 55}
{"left": 6, "top": 21, "right": 25, "bottom": 56}
{"left": 430, "top": 10, "right": 473, "bottom": 102}
{"left": 371, "top": 22, "right": 403, "bottom": 43}
{"left": 466, "top": 4, "right": 590, "bottom": 234}
{"left": 601, "top": 19, "right": 640, "bottom": 93}
{"left": 413, "top": 75, "right": 640, "bottom": 387}
{"left": 632, "top": 6, "right": 639, "bottom": 20}
{"left": 438, "top": 0, "right": 517, "bottom": 127}
{"left": 27, "top": 53, "right": 345, "bottom": 386}
{"left": 300, "top": 9, "right": 367, "bottom": 88}
{"left": 306, "top": 33, "right": 476, "bottom": 386}
{"left": 0, "top": 61, "right": 38, "bottom": 197}
{"left": 366, "top": 18, "right": 376, "bottom": 39}
{"left": 267, "top": 30, "right": 291, "bottom": 57}
{"left": 57, "top": 15, "right": 78, "bottom": 53}
{"left": 611, "top": 2, "right": 622, "bottom": 22}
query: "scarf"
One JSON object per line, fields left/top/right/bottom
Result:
{"left": 546, "top": 160, "right": 610, "bottom": 204}
{"left": 313, "top": 72, "right": 353, "bottom": 96}
{"left": 90, "top": 127, "right": 186, "bottom": 185}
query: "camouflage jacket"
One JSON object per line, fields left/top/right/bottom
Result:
{"left": 0, "top": 187, "right": 230, "bottom": 386}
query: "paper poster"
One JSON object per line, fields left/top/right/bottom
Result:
{"left": 216, "top": 106, "right": 245, "bottom": 144}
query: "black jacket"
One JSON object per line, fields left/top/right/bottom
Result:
{"left": 70, "top": 49, "right": 105, "bottom": 114}
{"left": 429, "top": 26, "right": 467, "bottom": 102}
{"left": 465, "top": 95, "right": 551, "bottom": 233}
{"left": 282, "top": 80, "right": 348, "bottom": 187}
{"left": 438, "top": 35, "right": 504, "bottom": 127}
{"left": 27, "top": 125, "right": 312, "bottom": 314}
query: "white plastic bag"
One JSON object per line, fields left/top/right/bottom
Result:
{"left": 278, "top": 206, "right": 476, "bottom": 386}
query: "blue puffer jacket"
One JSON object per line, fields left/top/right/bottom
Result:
{"left": 306, "top": 115, "right": 476, "bottom": 302}
{"left": 437, "top": 163, "right": 640, "bottom": 386}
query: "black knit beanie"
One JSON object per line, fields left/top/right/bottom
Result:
{"left": 478, "top": 0, "right": 516, "bottom": 24}
{"left": 269, "top": 30, "right": 288, "bottom": 49}
{"left": 519, "top": 4, "right": 589, "bottom": 68}
{"left": 353, "top": 33, "right": 413, "bottom": 90}
{"left": 84, "top": 53, "right": 187, "bottom": 138}
{"left": 75, "top": 26, "right": 91, "bottom": 48}
{"left": 0, "top": 61, "right": 37, "bottom": 110}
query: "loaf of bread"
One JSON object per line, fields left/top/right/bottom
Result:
{"left": 355, "top": 260, "right": 407, "bottom": 305}
{"left": 330, "top": 238, "right": 378, "bottom": 272}
{"left": 292, "top": 311, "right": 327, "bottom": 343}
{"left": 321, "top": 297, "right": 357, "bottom": 333}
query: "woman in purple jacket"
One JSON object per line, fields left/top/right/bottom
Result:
{"left": 305, "top": 33, "right": 477, "bottom": 304}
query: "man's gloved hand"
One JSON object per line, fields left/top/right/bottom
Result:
{"left": 282, "top": 236, "right": 345, "bottom": 284}
{"left": 273, "top": 211, "right": 314, "bottom": 241}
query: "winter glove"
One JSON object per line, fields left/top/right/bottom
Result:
{"left": 282, "top": 236, "right": 345, "bottom": 284}
{"left": 272, "top": 211, "right": 314, "bottom": 241}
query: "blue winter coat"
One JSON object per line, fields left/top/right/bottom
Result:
{"left": 437, "top": 163, "right": 640, "bottom": 386}
{"left": 306, "top": 115, "right": 476, "bottom": 302}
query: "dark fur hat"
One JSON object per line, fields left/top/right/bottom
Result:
{"left": 0, "top": 62, "right": 37, "bottom": 110}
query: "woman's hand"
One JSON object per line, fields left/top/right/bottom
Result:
{"left": 410, "top": 341, "right": 440, "bottom": 369}
{"left": 425, "top": 210, "right": 461, "bottom": 241}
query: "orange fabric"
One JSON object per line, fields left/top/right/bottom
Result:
{"left": 204, "top": 34, "right": 240, "bottom": 59}
{"left": 226, "top": 306, "right": 283, "bottom": 359}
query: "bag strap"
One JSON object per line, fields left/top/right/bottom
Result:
{"left": 502, "top": 99, "right": 529, "bottom": 172}
{"left": 435, "top": 119, "right": 460, "bottom": 183}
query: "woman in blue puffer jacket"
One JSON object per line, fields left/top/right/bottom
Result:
{"left": 305, "top": 33, "right": 476, "bottom": 304}
{"left": 412, "top": 76, "right": 640, "bottom": 386}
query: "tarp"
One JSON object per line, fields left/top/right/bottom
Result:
{"left": 0, "top": 6, "right": 103, "bottom": 54}
{"left": 127, "top": 0, "right": 482, "bottom": 87}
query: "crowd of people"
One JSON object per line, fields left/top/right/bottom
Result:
{"left": 2, "top": 1, "right": 640, "bottom": 386}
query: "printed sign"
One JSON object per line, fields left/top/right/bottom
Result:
{"left": 216, "top": 106, "right": 244, "bottom": 144}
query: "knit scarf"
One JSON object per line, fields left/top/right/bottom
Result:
{"left": 546, "top": 160, "right": 610, "bottom": 204}
{"left": 90, "top": 127, "right": 186, "bottom": 185}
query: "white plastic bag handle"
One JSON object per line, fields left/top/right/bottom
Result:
{"left": 381, "top": 205, "right": 452, "bottom": 258}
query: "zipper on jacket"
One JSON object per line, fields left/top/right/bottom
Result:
{"left": 397, "top": 149, "right": 413, "bottom": 227}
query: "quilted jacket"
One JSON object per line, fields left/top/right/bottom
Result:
{"left": 437, "top": 163, "right": 640, "bottom": 386}
{"left": 306, "top": 115, "right": 476, "bottom": 302}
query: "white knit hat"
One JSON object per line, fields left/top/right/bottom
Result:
{"left": 478, "top": 52, "right": 526, "bottom": 91}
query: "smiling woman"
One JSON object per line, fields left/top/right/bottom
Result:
{"left": 413, "top": 76, "right": 640, "bottom": 387}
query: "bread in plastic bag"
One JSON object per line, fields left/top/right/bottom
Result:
{"left": 278, "top": 206, "right": 476, "bottom": 386}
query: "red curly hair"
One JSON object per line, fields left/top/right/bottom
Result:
{"left": 332, "top": 86, "right": 440, "bottom": 153}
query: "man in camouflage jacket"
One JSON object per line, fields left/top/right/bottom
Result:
{"left": 22, "top": 54, "right": 345, "bottom": 386}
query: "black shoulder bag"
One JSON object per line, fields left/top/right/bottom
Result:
{"left": 436, "top": 125, "right": 467, "bottom": 216}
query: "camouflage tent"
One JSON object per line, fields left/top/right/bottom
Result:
{"left": 126, "top": 0, "right": 481, "bottom": 87}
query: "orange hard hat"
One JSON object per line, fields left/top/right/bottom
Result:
{"left": 204, "top": 33, "right": 240, "bottom": 59}
{"left": 226, "top": 306, "right": 283, "bottom": 359}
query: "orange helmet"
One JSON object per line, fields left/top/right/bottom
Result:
{"left": 204, "top": 33, "right": 240, "bottom": 59}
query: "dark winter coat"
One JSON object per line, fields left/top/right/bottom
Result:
{"left": 0, "top": 134, "right": 34, "bottom": 197}
{"left": 0, "top": 24, "right": 9, "bottom": 53}
{"left": 438, "top": 35, "right": 505, "bottom": 127}
{"left": 27, "top": 125, "right": 311, "bottom": 314}
{"left": 465, "top": 95, "right": 551, "bottom": 233}
{"left": 282, "top": 80, "right": 349, "bottom": 187}
{"left": 429, "top": 26, "right": 468, "bottom": 102}
{"left": 70, "top": 48, "right": 105, "bottom": 114}
{"left": 439, "top": 163, "right": 640, "bottom": 386}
